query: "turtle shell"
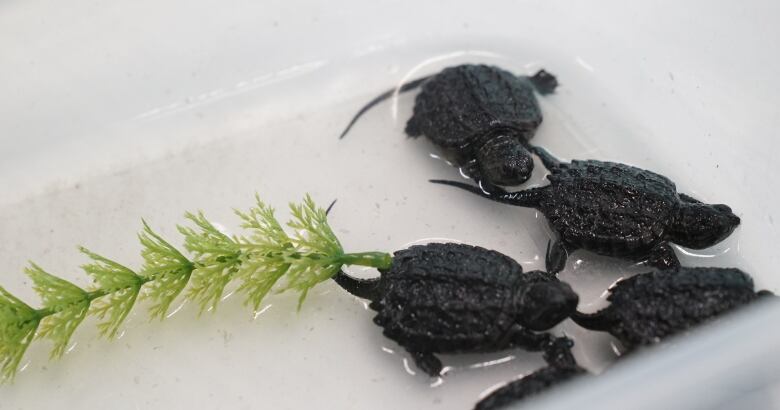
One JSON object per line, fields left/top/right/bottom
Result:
{"left": 406, "top": 64, "right": 542, "bottom": 164}
{"left": 540, "top": 160, "right": 681, "bottom": 255}
{"left": 370, "top": 242, "right": 550, "bottom": 353}
{"left": 602, "top": 267, "right": 759, "bottom": 349}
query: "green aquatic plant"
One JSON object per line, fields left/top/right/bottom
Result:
{"left": 0, "top": 194, "right": 392, "bottom": 381}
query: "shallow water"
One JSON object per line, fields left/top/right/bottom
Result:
{"left": 0, "top": 49, "right": 768, "bottom": 409}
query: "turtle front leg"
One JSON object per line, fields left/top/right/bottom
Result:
{"left": 446, "top": 159, "right": 498, "bottom": 193}
{"left": 459, "top": 159, "right": 483, "bottom": 180}
{"left": 404, "top": 114, "right": 423, "bottom": 137}
{"left": 457, "top": 161, "right": 506, "bottom": 196}
{"left": 641, "top": 242, "right": 681, "bottom": 271}
{"left": 408, "top": 350, "right": 443, "bottom": 377}
{"left": 528, "top": 69, "right": 559, "bottom": 95}
{"left": 542, "top": 336, "right": 578, "bottom": 368}
{"left": 499, "top": 326, "right": 553, "bottom": 352}
{"left": 679, "top": 193, "right": 703, "bottom": 204}
{"left": 545, "top": 239, "right": 571, "bottom": 275}
{"left": 531, "top": 146, "right": 563, "bottom": 171}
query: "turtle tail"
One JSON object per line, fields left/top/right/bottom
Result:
{"left": 338, "top": 75, "right": 432, "bottom": 139}
{"left": 429, "top": 179, "right": 544, "bottom": 208}
{"left": 570, "top": 310, "right": 614, "bottom": 331}
{"left": 332, "top": 270, "right": 381, "bottom": 301}
{"left": 527, "top": 69, "right": 558, "bottom": 95}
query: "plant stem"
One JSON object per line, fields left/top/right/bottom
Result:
{"left": 25, "top": 253, "right": 385, "bottom": 327}
{"left": 336, "top": 251, "right": 393, "bottom": 270}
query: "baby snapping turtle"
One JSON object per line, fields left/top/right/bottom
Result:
{"left": 339, "top": 64, "right": 558, "bottom": 186}
{"left": 332, "top": 242, "right": 578, "bottom": 376}
{"left": 432, "top": 147, "right": 741, "bottom": 273}
{"left": 572, "top": 267, "right": 774, "bottom": 350}
{"left": 475, "top": 337, "right": 586, "bottom": 410}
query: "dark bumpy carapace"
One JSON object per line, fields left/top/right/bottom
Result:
{"left": 431, "top": 147, "right": 741, "bottom": 273}
{"left": 572, "top": 267, "right": 773, "bottom": 350}
{"left": 339, "top": 64, "right": 558, "bottom": 187}
{"left": 332, "top": 242, "right": 578, "bottom": 377}
{"left": 475, "top": 337, "right": 586, "bottom": 410}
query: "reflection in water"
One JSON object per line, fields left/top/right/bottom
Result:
{"left": 134, "top": 60, "right": 328, "bottom": 122}
{"left": 252, "top": 304, "right": 273, "bottom": 319}
{"left": 402, "top": 358, "right": 417, "bottom": 376}
{"left": 469, "top": 355, "right": 516, "bottom": 369}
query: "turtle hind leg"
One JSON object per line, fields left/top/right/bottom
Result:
{"left": 409, "top": 350, "right": 443, "bottom": 377}
{"left": 641, "top": 242, "right": 681, "bottom": 271}
{"left": 339, "top": 75, "right": 431, "bottom": 139}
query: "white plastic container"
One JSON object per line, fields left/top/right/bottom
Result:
{"left": 1, "top": 1, "right": 778, "bottom": 409}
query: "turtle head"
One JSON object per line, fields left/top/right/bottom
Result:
{"left": 671, "top": 201, "right": 741, "bottom": 249}
{"left": 475, "top": 135, "right": 534, "bottom": 186}
{"left": 516, "top": 279, "right": 579, "bottom": 331}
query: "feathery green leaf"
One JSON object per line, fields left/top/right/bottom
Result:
{"left": 138, "top": 220, "right": 194, "bottom": 319}
{"left": 288, "top": 194, "right": 343, "bottom": 257}
{"left": 80, "top": 248, "right": 144, "bottom": 338}
{"left": 234, "top": 196, "right": 294, "bottom": 311}
{"left": 25, "top": 263, "right": 89, "bottom": 358}
{"left": 0, "top": 287, "right": 40, "bottom": 381}
{"left": 178, "top": 211, "right": 240, "bottom": 313}
{"left": 36, "top": 306, "right": 89, "bottom": 359}
{"left": 284, "top": 194, "right": 345, "bottom": 308}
